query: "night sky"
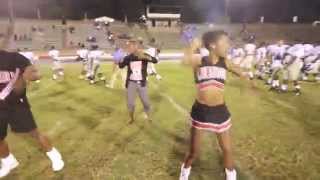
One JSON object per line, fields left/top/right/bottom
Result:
{"left": 0, "top": 0, "right": 319, "bottom": 23}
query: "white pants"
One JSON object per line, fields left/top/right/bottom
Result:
{"left": 232, "top": 57, "right": 243, "bottom": 65}
{"left": 283, "top": 59, "right": 303, "bottom": 81}
{"left": 240, "top": 55, "right": 255, "bottom": 69}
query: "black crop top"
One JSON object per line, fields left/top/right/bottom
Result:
{"left": 194, "top": 56, "right": 227, "bottom": 90}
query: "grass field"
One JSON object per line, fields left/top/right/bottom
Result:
{"left": 3, "top": 62, "right": 320, "bottom": 180}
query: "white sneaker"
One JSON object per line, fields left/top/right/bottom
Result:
{"left": 225, "top": 168, "right": 237, "bottom": 180}
{"left": 179, "top": 164, "right": 191, "bottom": 180}
{"left": 0, "top": 154, "right": 19, "bottom": 178}
{"left": 105, "top": 84, "right": 113, "bottom": 89}
{"left": 143, "top": 113, "right": 149, "bottom": 120}
{"left": 156, "top": 74, "right": 162, "bottom": 80}
{"left": 46, "top": 148, "right": 64, "bottom": 172}
{"left": 51, "top": 158, "right": 64, "bottom": 172}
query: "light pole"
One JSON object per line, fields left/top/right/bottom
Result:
{"left": 225, "top": 0, "right": 229, "bottom": 17}
{"left": 8, "top": 0, "right": 15, "bottom": 23}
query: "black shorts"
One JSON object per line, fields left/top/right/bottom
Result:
{"left": 0, "top": 98, "right": 37, "bottom": 140}
{"left": 190, "top": 101, "right": 231, "bottom": 133}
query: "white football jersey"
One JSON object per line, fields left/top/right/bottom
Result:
{"left": 244, "top": 43, "right": 256, "bottom": 55}
{"left": 88, "top": 50, "right": 104, "bottom": 63}
{"left": 269, "top": 44, "right": 288, "bottom": 60}
{"left": 20, "top": 51, "right": 37, "bottom": 64}
{"left": 48, "top": 50, "right": 60, "bottom": 59}
{"left": 256, "top": 47, "right": 267, "bottom": 59}
{"left": 199, "top": 48, "right": 209, "bottom": 57}
{"left": 77, "top": 49, "right": 89, "bottom": 59}
{"left": 287, "top": 44, "right": 305, "bottom": 58}
{"left": 233, "top": 48, "right": 245, "bottom": 58}
{"left": 145, "top": 47, "right": 158, "bottom": 58}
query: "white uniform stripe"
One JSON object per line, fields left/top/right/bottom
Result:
{"left": 0, "top": 68, "right": 20, "bottom": 100}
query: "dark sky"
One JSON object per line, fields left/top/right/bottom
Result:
{"left": 0, "top": 0, "right": 319, "bottom": 23}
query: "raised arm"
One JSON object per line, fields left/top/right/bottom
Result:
{"left": 119, "top": 56, "right": 129, "bottom": 69}
{"left": 225, "top": 58, "right": 246, "bottom": 78}
{"left": 182, "top": 39, "right": 202, "bottom": 69}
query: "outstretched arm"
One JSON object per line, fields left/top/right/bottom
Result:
{"left": 225, "top": 58, "right": 257, "bottom": 90}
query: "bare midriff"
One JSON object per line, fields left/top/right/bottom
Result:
{"left": 196, "top": 86, "right": 225, "bottom": 106}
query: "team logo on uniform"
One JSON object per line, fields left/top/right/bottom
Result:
{"left": 197, "top": 66, "right": 226, "bottom": 81}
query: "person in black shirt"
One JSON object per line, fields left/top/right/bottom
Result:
{"left": 0, "top": 50, "right": 64, "bottom": 178}
{"left": 119, "top": 40, "right": 158, "bottom": 124}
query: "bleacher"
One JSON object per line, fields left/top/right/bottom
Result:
{"left": 1, "top": 18, "right": 320, "bottom": 52}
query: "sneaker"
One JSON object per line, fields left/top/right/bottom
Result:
{"left": 51, "top": 158, "right": 64, "bottom": 172}
{"left": 105, "top": 84, "right": 113, "bottom": 89}
{"left": 0, "top": 154, "right": 19, "bottom": 178}
{"left": 225, "top": 168, "right": 237, "bottom": 180}
{"left": 156, "top": 74, "right": 162, "bottom": 80}
{"left": 46, "top": 148, "right": 64, "bottom": 172}
{"left": 179, "top": 164, "right": 191, "bottom": 180}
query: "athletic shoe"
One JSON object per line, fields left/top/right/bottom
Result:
{"left": 46, "top": 148, "right": 64, "bottom": 172}
{"left": 105, "top": 84, "right": 113, "bottom": 89}
{"left": 0, "top": 154, "right": 19, "bottom": 178}
{"left": 156, "top": 74, "right": 162, "bottom": 80}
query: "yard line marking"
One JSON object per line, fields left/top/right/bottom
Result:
{"left": 160, "top": 92, "right": 188, "bottom": 116}
{"left": 149, "top": 81, "right": 188, "bottom": 115}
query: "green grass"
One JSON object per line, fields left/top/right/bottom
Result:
{"left": 3, "top": 62, "right": 320, "bottom": 180}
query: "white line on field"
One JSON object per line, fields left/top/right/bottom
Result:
{"left": 150, "top": 82, "right": 188, "bottom": 115}
{"left": 160, "top": 92, "right": 188, "bottom": 116}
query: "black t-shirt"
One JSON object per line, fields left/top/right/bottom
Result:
{"left": 119, "top": 53, "right": 158, "bottom": 88}
{"left": 0, "top": 50, "right": 31, "bottom": 108}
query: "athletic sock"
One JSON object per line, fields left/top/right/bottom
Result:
{"left": 46, "top": 147, "right": 62, "bottom": 161}
{"left": 225, "top": 168, "right": 237, "bottom": 180}
{"left": 179, "top": 164, "right": 191, "bottom": 180}
{"left": 248, "top": 71, "right": 254, "bottom": 79}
